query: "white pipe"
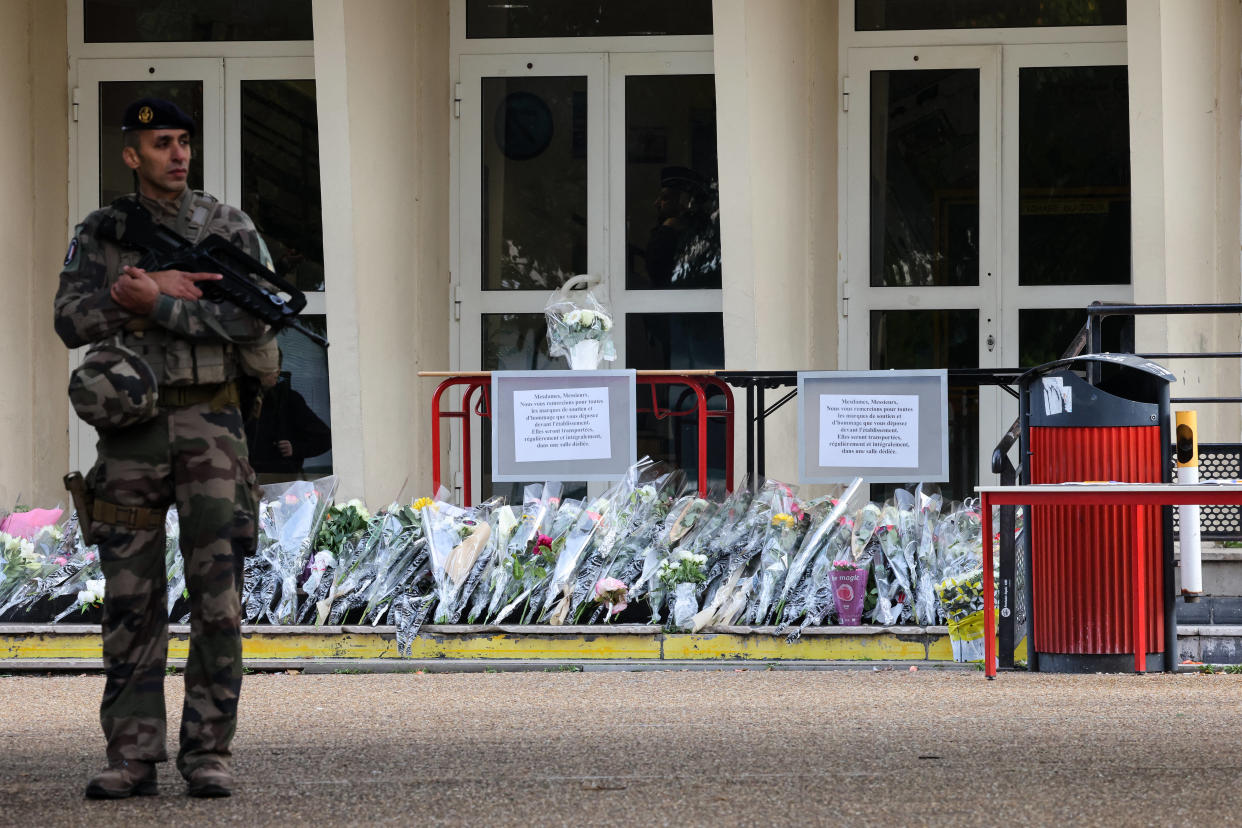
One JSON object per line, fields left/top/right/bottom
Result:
{"left": 1177, "top": 464, "right": 1203, "bottom": 599}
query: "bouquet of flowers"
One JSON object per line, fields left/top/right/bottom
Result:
{"left": 630, "top": 494, "right": 716, "bottom": 623}
{"left": 744, "top": 485, "right": 806, "bottom": 626}
{"left": 936, "top": 568, "right": 987, "bottom": 662}
{"left": 934, "top": 499, "right": 989, "bottom": 662}
{"left": 540, "top": 495, "right": 609, "bottom": 624}
{"left": 245, "top": 477, "right": 336, "bottom": 625}
{"left": 912, "top": 484, "right": 944, "bottom": 625}
{"left": 360, "top": 502, "right": 434, "bottom": 624}
{"left": 487, "top": 483, "right": 561, "bottom": 622}
{"left": 773, "top": 479, "right": 866, "bottom": 638}
{"left": 570, "top": 464, "right": 682, "bottom": 624}
{"left": 424, "top": 495, "right": 498, "bottom": 623}
{"left": 592, "top": 576, "right": 629, "bottom": 620}
{"left": 689, "top": 479, "right": 793, "bottom": 631}
{"left": 544, "top": 275, "right": 616, "bottom": 370}
{"left": 464, "top": 504, "right": 520, "bottom": 624}
{"left": 658, "top": 548, "right": 708, "bottom": 631}
{"left": 297, "top": 494, "right": 372, "bottom": 624}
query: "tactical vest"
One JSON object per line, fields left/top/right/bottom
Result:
{"left": 100, "top": 190, "right": 270, "bottom": 386}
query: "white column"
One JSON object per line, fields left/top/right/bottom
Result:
{"left": 313, "top": 0, "right": 451, "bottom": 505}
{"left": 713, "top": 0, "right": 839, "bottom": 484}
{"left": 0, "top": 0, "right": 68, "bottom": 506}
{"left": 1127, "top": 0, "right": 1241, "bottom": 443}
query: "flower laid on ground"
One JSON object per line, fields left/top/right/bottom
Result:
{"left": 76, "top": 579, "right": 105, "bottom": 613}
{"left": 314, "top": 498, "right": 370, "bottom": 560}
{"left": 593, "top": 576, "right": 628, "bottom": 617}
{"left": 659, "top": 549, "right": 709, "bottom": 631}
{"left": 412, "top": 497, "right": 434, "bottom": 511}
{"left": 658, "top": 549, "right": 708, "bottom": 589}
{"left": 771, "top": 512, "right": 795, "bottom": 530}
{"left": 0, "top": 507, "right": 64, "bottom": 540}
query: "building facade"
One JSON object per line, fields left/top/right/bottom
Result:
{"left": 1, "top": 0, "right": 1239, "bottom": 507}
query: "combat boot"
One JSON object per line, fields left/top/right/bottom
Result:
{"left": 185, "top": 763, "right": 233, "bottom": 798}
{"left": 84, "top": 759, "right": 158, "bottom": 799}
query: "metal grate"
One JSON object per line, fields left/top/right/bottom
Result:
{"left": 1170, "top": 444, "right": 1242, "bottom": 542}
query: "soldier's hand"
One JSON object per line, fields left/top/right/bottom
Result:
{"left": 127, "top": 266, "right": 222, "bottom": 301}
{"left": 275, "top": 440, "right": 294, "bottom": 458}
{"left": 110, "top": 268, "right": 160, "bottom": 315}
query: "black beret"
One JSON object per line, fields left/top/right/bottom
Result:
{"left": 121, "top": 97, "right": 196, "bottom": 136}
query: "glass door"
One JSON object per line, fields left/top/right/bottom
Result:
{"left": 844, "top": 43, "right": 1132, "bottom": 498}
{"left": 1001, "top": 43, "right": 1132, "bottom": 369}
{"left": 456, "top": 51, "right": 723, "bottom": 501}
{"left": 72, "top": 58, "right": 328, "bottom": 480}
{"left": 225, "top": 58, "right": 332, "bottom": 482}
{"left": 843, "top": 46, "right": 1002, "bottom": 500}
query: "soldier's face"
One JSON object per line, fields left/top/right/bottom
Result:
{"left": 123, "top": 129, "right": 191, "bottom": 199}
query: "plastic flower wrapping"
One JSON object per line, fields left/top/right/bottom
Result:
{"left": 3, "top": 464, "right": 1010, "bottom": 663}
{"left": 544, "top": 275, "right": 617, "bottom": 370}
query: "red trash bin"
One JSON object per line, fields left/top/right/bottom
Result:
{"left": 1019, "top": 355, "right": 1175, "bottom": 673}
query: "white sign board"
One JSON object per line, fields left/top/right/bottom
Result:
{"left": 491, "top": 370, "right": 637, "bottom": 482}
{"left": 798, "top": 370, "right": 949, "bottom": 484}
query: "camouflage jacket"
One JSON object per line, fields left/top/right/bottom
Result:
{"left": 54, "top": 188, "right": 279, "bottom": 386}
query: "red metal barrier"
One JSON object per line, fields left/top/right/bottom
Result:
{"left": 423, "top": 371, "right": 733, "bottom": 505}
{"left": 1028, "top": 425, "right": 1164, "bottom": 658}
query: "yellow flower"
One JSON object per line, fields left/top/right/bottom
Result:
{"left": 772, "top": 513, "right": 795, "bottom": 529}
{"left": 412, "top": 497, "right": 434, "bottom": 511}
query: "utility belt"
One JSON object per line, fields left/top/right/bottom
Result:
{"left": 159, "top": 381, "right": 240, "bottom": 410}
{"left": 92, "top": 499, "right": 167, "bottom": 532}
{"left": 64, "top": 472, "right": 166, "bottom": 544}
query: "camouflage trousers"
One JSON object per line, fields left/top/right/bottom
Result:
{"left": 88, "top": 400, "right": 260, "bottom": 777}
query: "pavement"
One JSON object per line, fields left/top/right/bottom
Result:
{"left": 1, "top": 668, "right": 1240, "bottom": 826}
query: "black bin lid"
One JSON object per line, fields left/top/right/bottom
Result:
{"left": 1018, "top": 353, "right": 1176, "bottom": 390}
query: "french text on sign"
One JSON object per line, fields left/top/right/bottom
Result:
{"left": 819, "top": 394, "right": 919, "bottom": 468}
{"left": 512, "top": 386, "right": 613, "bottom": 463}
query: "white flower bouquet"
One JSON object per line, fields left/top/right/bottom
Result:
{"left": 658, "top": 548, "right": 708, "bottom": 631}
{"left": 545, "top": 275, "right": 616, "bottom": 370}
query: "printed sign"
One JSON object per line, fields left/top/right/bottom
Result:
{"left": 491, "top": 370, "right": 637, "bottom": 482}
{"left": 798, "top": 370, "right": 949, "bottom": 484}
{"left": 512, "top": 387, "right": 612, "bottom": 463}
{"left": 818, "top": 394, "right": 919, "bottom": 468}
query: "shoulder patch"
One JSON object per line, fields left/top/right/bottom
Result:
{"left": 63, "top": 238, "right": 79, "bottom": 267}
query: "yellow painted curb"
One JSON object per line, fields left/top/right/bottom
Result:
{"left": 0, "top": 625, "right": 1014, "bottom": 663}
{"left": 664, "top": 633, "right": 930, "bottom": 661}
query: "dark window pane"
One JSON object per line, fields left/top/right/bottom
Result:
{"left": 626, "top": 75, "right": 720, "bottom": 290}
{"left": 856, "top": 0, "right": 1124, "bottom": 30}
{"left": 99, "top": 81, "right": 203, "bottom": 207}
{"left": 870, "top": 69, "right": 979, "bottom": 287}
{"left": 1019, "top": 66, "right": 1130, "bottom": 286}
{"left": 870, "top": 309, "right": 977, "bottom": 501}
{"left": 241, "top": 79, "right": 324, "bottom": 292}
{"left": 1018, "top": 308, "right": 1129, "bottom": 368}
{"left": 482, "top": 77, "right": 588, "bottom": 291}
{"left": 482, "top": 313, "right": 556, "bottom": 371}
{"left": 627, "top": 313, "right": 725, "bottom": 491}
{"left": 246, "top": 314, "right": 332, "bottom": 483}
{"left": 467, "top": 0, "right": 712, "bottom": 38}
{"left": 85, "top": 0, "right": 312, "bottom": 42}
{"left": 480, "top": 314, "right": 585, "bottom": 502}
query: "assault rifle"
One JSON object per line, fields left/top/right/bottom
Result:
{"left": 101, "top": 198, "right": 328, "bottom": 349}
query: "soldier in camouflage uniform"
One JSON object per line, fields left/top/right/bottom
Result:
{"left": 54, "top": 98, "right": 278, "bottom": 799}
